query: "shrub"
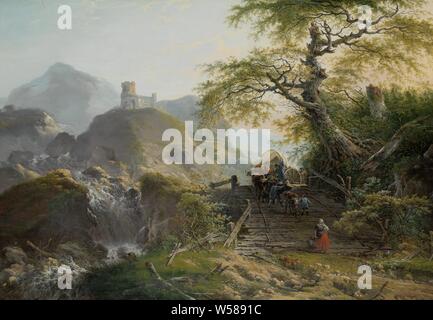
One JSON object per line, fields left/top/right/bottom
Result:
{"left": 334, "top": 194, "right": 431, "bottom": 248}
{"left": 175, "top": 193, "right": 227, "bottom": 245}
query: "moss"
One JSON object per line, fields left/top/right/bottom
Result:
{"left": 0, "top": 170, "right": 87, "bottom": 239}
{"left": 139, "top": 172, "right": 198, "bottom": 199}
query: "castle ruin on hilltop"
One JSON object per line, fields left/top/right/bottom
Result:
{"left": 120, "top": 81, "right": 157, "bottom": 109}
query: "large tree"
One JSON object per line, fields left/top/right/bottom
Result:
{"left": 197, "top": 0, "right": 433, "bottom": 170}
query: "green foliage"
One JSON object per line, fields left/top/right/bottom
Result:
{"left": 198, "top": 0, "right": 433, "bottom": 155}
{"left": 139, "top": 172, "right": 196, "bottom": 198}
{"left": 335, "top": 193, "right": 431, "bottom": 247}
{"left": 377, "top": 258, "right": 433, "bottom": 281}
{"left": 331, "top": 88, "right": 433, "bottom": 142}
{"left": 229, "top": 0, "right": 433, "bottom": 86}
{"left": 326, "top": 88, "right": 433, "bottom": 180}
{"left": 176, "top": 193, "right": 227, "bottom": 245}
{"left": 0, "top": 170, "right": 87, "bottom": 239}
{"left": 197, "top": 49, "right": 285, "bottom": 126}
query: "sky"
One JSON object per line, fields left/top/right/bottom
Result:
{"left": 1, "top": 0, "right": 433, "bottom": 100}
{"left": 0, "top": 0, "right": 256, "bottom": 99}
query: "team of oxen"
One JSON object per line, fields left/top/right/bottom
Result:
{"left": 251, "top": 174, "right": 310, "bottom": 216}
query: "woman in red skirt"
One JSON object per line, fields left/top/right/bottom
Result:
{"left": 314, "top": 219, "right": 330, "bottom": 253}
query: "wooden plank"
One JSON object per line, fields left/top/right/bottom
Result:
{"left": 209, "top": 179, "right": 231, "bottom": 189}
{"left": 224, "top": 200, "right": 251, "bottom": 248}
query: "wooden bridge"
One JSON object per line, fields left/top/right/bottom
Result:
{"left": 224, "top": 185, "right": 379, "bottom": 257}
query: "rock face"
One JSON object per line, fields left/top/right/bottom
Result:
{"left": 156, "top": 95, "right": 229, "bottom": 128}
{"left": 156, "top": 95, "right": 201, "bottom": 122}
{"left": 45, "top": 132, "right": 76, "bottom": 158}
{"left": 6, "top": 63, "right": 119, "bottom": 133}
{"left": 0, "top": 107, "right": 61, "bottom": 161}
{"left": 7, "top": 151, "right": 34, "bottom": 166}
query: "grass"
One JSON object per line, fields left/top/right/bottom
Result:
{"left": 81, "top": 247, "right": 226, "bottom": 300}
{"left": 280, "top": 251, "right": 433, "bottom": 283}
{"left": 70, "top": 247, "right": 433, "bottom": 300}
{"left": 279, "top": 252, "right": 364, "bottom": 274}
{"left": 376, "top": 257, "right": 433, "bottom": 281}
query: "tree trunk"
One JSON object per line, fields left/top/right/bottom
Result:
{"left": 301, "top": 23, "right": 364, "bottom": 168}
{"left": 306, "top": 105, "right": 364, "bottom": 165}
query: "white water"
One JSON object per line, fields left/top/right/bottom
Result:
{"left": 74, "top": 172, "right": 147, "bottom": 260}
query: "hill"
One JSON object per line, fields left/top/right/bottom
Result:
{"left": 71, "top": 107, "right": 222, "bottom": 182}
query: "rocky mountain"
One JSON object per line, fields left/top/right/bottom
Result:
{"left": 6, "top": 63, "right": 119, "bottom": 133}
{"left": 156, "top": 95, "right": 229, "bottom": 128}
{"left": 156, "top": 95, "right": 200, "bottom": 123}
{"left": 71, "top": 107, "right": 223, "bottom": 183}
{"left": 0, "top": 106, "right": 61, "bottom": 162}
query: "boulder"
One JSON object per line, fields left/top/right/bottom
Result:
{"left": 124, "top": 188, "right": 141, "bottom": 208}
{"left": 82, "top": 166, "right": 109, "bottom": 180}
{"left": 45, "top": 132, "right": 76, "bottom": 158}
{"left": 3, "top": 263, "right": 25, "bottom": 277}
{"left": 2, "top": 246, "right": 27, "bottom": 265}
{"left": 89, "top": 146, "right": 116, "bottom": 163}
{"left": 7, "top": 150, "right": 34, "bottom": 166}
{"left": 0, "top": 108, "right": 61, "bottom": 161}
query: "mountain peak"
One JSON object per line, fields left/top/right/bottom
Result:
{"left": 47, "top": 62, "right": 76, "bottom": 73}
{"left": 7, "top": 63, "right": 119, "bottom": 133}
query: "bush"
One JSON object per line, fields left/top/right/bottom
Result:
{"left": 334, "top": 194, "right": 431, "bottom": 247}
{"left": 175, "top": 193, "right": 227, "bottom": 245}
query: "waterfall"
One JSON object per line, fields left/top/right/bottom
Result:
{"left": 74, "top": 172, "right": 147, "bottom": 261}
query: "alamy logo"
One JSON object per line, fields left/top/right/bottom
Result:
{"left": 57, "top": 5, "right": 72, "bottom": 30}
{"left": 162, "top": 121, "right": 271, "bottom": 174}
{"left": 357, "top": 5, "right": 372, "bottom": 31}
{"left": 58, "top": 265, "right": 72, "bottom": 290}
{"left": 357, "top": 265, "right": 372, "bottom": 290}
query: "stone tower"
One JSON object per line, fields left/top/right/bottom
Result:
{"left": 120, "top": 81, "right": 157, "bottom": 109}
{"left": 121, "top": 81, "right": 138, "bottom": 109}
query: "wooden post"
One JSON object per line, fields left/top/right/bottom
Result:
{"left": 224, "top": 200, "right": 251, "bottom": 248}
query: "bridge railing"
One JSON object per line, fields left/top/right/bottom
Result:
{"left": 223, "top": 199, "right": 251, "bottom": 248}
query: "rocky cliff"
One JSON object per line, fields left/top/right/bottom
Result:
{"left": 0, "top": 106, "right": 60, "bottom": 161}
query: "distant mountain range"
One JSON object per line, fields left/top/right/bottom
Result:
{"left": 4, "top": 63, "right": 210, "bottom": 133}
{"left": 156, "top": 95, "right": 200, "bottom": 123}
{"left": 6, "top": 63, "right": 119, "bottom": 133}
